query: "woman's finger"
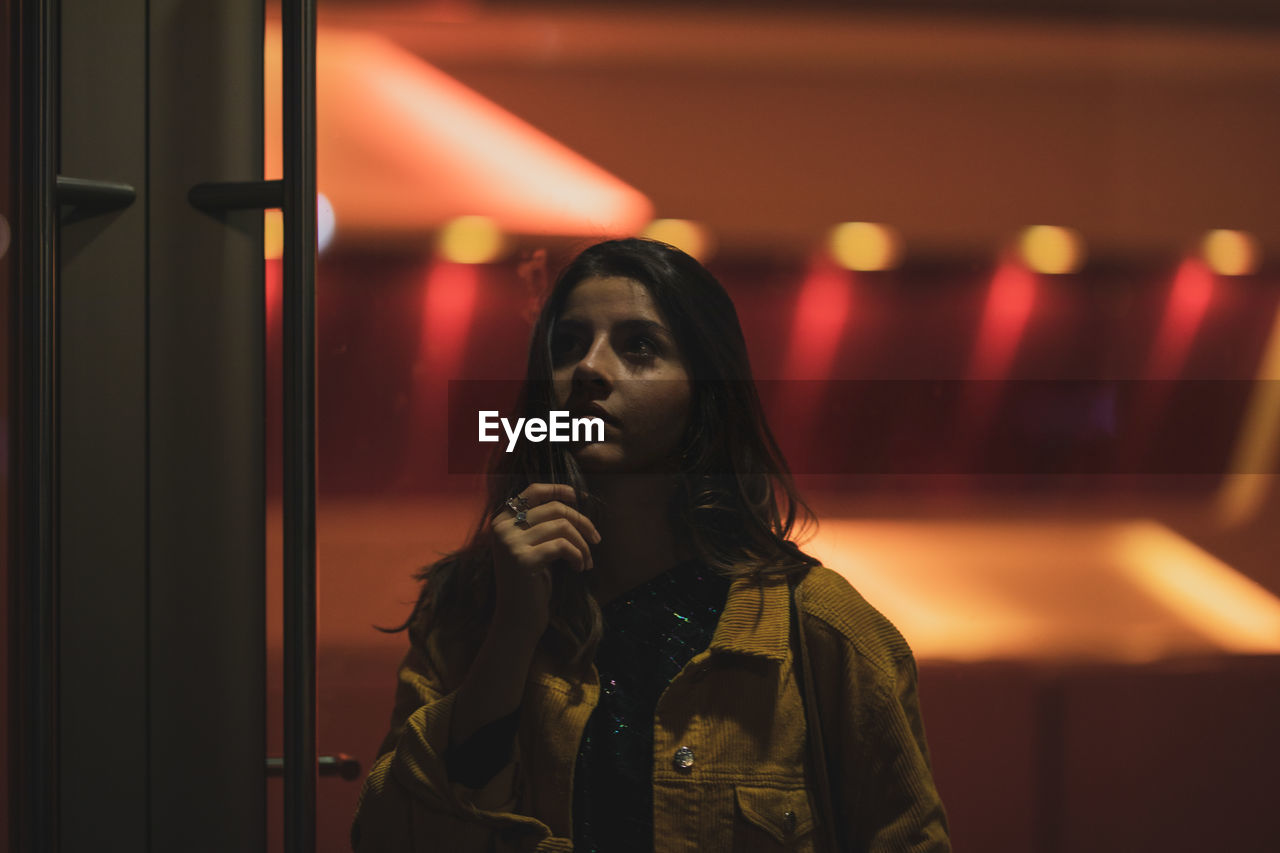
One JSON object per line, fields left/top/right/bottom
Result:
{"left": 528, "top": 538, "right": 587, "bottom": 573}
{"left": 521, "top": 500, "right": 601, "bottom": 545}
{"left": 492, "top": 500, "right": 598, "bottom": 570}
{"left": 522, "top": 517, "right": 593, "bottom": 570}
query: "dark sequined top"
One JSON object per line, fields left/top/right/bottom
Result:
{"left": 571, "top": 559, "right": 732, "bottom": 853}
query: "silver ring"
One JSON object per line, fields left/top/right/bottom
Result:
{"left": 514, "top": 510, "right": 528, "bottom": 527}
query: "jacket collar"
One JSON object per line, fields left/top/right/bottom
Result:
{"left": 708, "top": 575, "right": 791, "bottom": 662}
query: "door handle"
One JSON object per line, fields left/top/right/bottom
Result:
{"left": 56, "top": 175, "right": 136, "bottom": 209}
{"left": 266, "top": 754, "right": 361, "bottom": 782}
{"left": 187, "top": 179, "right": 283, "bottom": 212}
{"left": 57, "top": 175, "right": 136, "bottom": 224}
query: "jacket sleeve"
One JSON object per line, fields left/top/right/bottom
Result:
{"left": 845, "top": 647, "right": 951, "bottom": 853}
{"left": 350, "top": 640, "right": 555, "bottom": 853}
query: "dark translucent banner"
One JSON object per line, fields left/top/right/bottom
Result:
{"left": 445, "top": 379, "right": 1275, "bottom": 476}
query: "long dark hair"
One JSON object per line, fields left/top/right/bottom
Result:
{"left": 389, "top": 238, "right": 818, "bottom": 671}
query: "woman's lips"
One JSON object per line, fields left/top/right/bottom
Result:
{"left": 573, "top": 403, "right": 618, "bottom": 426}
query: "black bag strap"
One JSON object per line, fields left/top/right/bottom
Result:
{"left": 789, "top": 575, "right": 844, "bottom": 852}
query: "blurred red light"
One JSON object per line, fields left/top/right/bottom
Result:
{"left": 785, "top": 263, "right": 852, "bottom": 379}
{"left": 1146, "top": 258, "right": 1213, "bottom": 380}
{"left": 266, "top": 258, "right": 283, "bottom": 333}
{"left": 968, "top": 262, "right": 1035, "bottom": 381}
{"left": 421, "top": 262, "right": 479, "bottom": 380}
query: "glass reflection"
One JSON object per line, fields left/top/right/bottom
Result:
{"left": 295, "top": 3, "right": 1280, "bottom": 851}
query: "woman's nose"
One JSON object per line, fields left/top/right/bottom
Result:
{"left": 572, "top": 337, "right": 614, "bottom": 391}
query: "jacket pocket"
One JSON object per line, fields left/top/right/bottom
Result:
{"left": 733, "top": 785, "right": 815, "bottom": 850}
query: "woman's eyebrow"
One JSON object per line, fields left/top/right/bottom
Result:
{"left": 614, "top": 318, "right": 673, "bottom": 338}
{"left": 555, "top": 316, "right": 673, "bottom": 337}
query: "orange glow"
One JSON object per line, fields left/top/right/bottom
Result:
{"left": 1115, "top": 523, "right": 1280, "bottom": 654}
{"left": 784, "top": 262, "right": 852, "bottom": 379}
{"left": 264, "top": 209, "right": 284, "bottom": 261}
{"left": 265, "top": 24, "right": 652, "bottom": 240}
{"left": 827, "top": 222, "right": 903, "bottom": 272}
{"left": 967, "top": 261, "right": 1035, "bottom": 381}
{"left": 641, "top": 219, "right": 714, "bottom": 261}
{"left": 274, "top": 497, "right": 1280, "bottom": 660}
{"left": 1145, "top": 258, "right": 1213, "bottom": 380}
{"left": 806, "top": 518, "right": 1280, "bottom": 662}
{"left": 437, "top": 216, "right": 505, "bottom": 264}
{"left": 264, "top": 195, "right": 332, "bottom": 257}
{"left": 1200, "top": 229, "right": 1261, "bottom": 276}
{"left": 1017, "top": 225, "right": 1084, "bottom": 274}
{"left": 1216, "top": 299, "right": 1280, "bottom": 527}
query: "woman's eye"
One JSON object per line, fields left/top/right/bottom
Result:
{"left": 626, "top": 336, "right": 658, "bottom": 359}
{"left": 550, "top": 334, "right": 583, "bottom": 362}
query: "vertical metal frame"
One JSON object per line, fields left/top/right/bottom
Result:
{"left": 11, "top": 0, "right": 59, "bottom": 849}
{"left": 281, "top": 1, "right": 319, "bottom": 851}
{"left": 185, "top": 1, "right": 318, "bottom": 847}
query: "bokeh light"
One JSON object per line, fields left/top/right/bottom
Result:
{"left": 317, "top": 192, "right": 335, "bottom": 254}
{"left": 1017, "top": 225, "right": 1085, "bottom": 274}
{"left": 641, "top": 218, "right": 714, "bottom": 261}
{"left": 1201, "top": 229, "right": 1260, "bottom": 276}
{"left": 437, "top": 215, "right": 505, "bottom": 264}
{"left": 827, "top": 221, "right": 903, "bottom": 271}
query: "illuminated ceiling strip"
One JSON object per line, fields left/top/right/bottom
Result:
{"left": 806, "top": 518, "right": 1280, "bottom": 661}
{"left": 1115, "top": 521, "right": 1280, "bottom": 652}
{"left": 264, "top": 23, "right": 653, "bottom": 238}
{"left": 1215, "top": 300, "right": 1280, "bottom": 527}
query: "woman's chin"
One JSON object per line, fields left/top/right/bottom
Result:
{"left": 571, "top": 442, "right": 621, "bottom": 473}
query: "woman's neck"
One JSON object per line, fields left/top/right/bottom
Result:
{"left": 586, "top": 474, "right": 689, "bottom": 605}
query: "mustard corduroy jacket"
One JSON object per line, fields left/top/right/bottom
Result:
{"left": 351, "top": 565, "right": 950, "bottom": 852}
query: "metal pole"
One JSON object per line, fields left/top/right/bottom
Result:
{"left": 281, "top": 0, "right": 318, "bottom": 850}
{"left": 12, "top": 0, "right": 60, "bottom": 850}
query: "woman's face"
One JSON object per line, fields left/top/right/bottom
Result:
{"left": 550, "top": 276, "right": 692, "bottom": 475}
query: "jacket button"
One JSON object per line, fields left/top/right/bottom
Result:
{"left": 672, "top": 746, "right": 694, "bottom": 772}
{"left": 783, "top": 810, "right": 797, "bottom": 835}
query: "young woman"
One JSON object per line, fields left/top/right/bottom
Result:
{"left": 351, "top": 238, "right": 950, "bottom": 852}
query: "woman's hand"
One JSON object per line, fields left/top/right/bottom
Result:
{"left": 489, "top": 483, "right": 601, "bottom": 642}
{"left": 448, "top": 484, "right": 599, "bottom": 753}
